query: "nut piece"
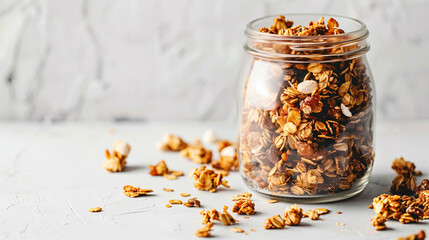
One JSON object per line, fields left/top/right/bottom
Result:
{"left": 88, "top": 207, "right": 102, "bottom": 212}
{"left": 123, "top": 185, "right": 153, "bottom": 198}
{"left": 283, "top": 204, "right": 303, "bottom": 226}
{"left": 190, "top": 166, "right": 230, "bottom": 192}
{"left": 263, "top": 215, "right": 285, "bottom": 229}
{"left": 162, "top": 188, "right": 174, "bottom": 192}
{"left": 103, "top": 140, "right": 131, "bottom": 172}
{"left": 267, "top": 199, "right": 279, "bottom": 204}
{"left": 157, "top": 134, "right": 188, "bottom": 151}
{"left": 219, "top": 206, "right": 237, "bottom": 226}
{"left": 169, "top": 199, "right": 183, "bottom": 205}
{"left": 340, "top": 103, "right": 352, "bottom": 117}
{"left": 297, "top": 80, "right": 318, "bottom": 94}
{"left": 149, "top": 160, "right": 184, "bottom": 180}
{"left": 180, "top": 139, "right": 213, "bottom": 164}
{"left": 180, "top": 193, "right": 191, "bottom": 197}
{"left": 202, "top": 129, "right": 218, "bottom": 144}
{"left": 416, "top": 179, "right": 429, "bottom": 196}
{"left": 232, "top": 192, "right": 255, "bottom": 215}
{"left": 165, "top": 204, "right": 171, "bottom": 208}
{"left": 371, "top": 214, "right": 387, "bottom": 231}
{"left": 183, "top": 197, "right": 201, "bottom": 207}
{"left": 195, "top": 222, "right": 214, "bottom": 238}
{"left": 397, "top": 230, "right": 426, "bottom": 240}
{"left": 212, "top": 145, "right": 239, "bottom": 171}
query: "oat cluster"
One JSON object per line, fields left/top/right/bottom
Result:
{"left": 231, "top": 192, "right": 255, "bottom": 215}
{"left": 263, "top": 214, "right": 285, "bottom": 229}
{"left": 369, "top": 190, "right": 429, "bottom": 224}
{"left": 200, "top": 206, "right": 236, "bottom": 226}
{"left": 195, "top": 222, "right": 214, "bottom": 238}
{"left": 416, "top": 179, "right": 429, "bottom": 196}
{"left": 157, "top": 134, "right": 188, "bottom": 151}
{"left": 241, "top": 15, "right": 373, "bottom": 197}
{"left": 390, "top": 157, "right": 421, "bottom": 195}
{"left": 259, "top": 15, "right": 344, "bottom": 36}
{"left": 149, "top": 160, "right": 184, "bottom": 180}
{"left": 123, "top": 185, "right": 153, "bottom": 198}
{"left": 190, "top": 166, "right": 230, "bottom": 192}
{"left": 183, "top": 198, "right": 201, "bottom": 207}
{"left": 283, "top": 204, "right": 303, "bottom": 225}
{"left": 211, "top": 140, "right": 239, "bottom": 171}
{"left": 180, "top": 139, "right": 213, "bottom": 164}
{"left": 397, "top": 230, "right": 426, "bottom": 240}
{"left": 370, "top": 214, "right": 387, "bottom": 231}
{"left": 103, "top": 140, "right": 131, "bottom": 172}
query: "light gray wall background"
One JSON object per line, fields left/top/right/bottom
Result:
{"left": 0, "top": 0, "right": 428, "bottom": 122}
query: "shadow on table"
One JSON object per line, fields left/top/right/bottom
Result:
{"left": 123, "top": 165, "right": 145, "bottom": 172}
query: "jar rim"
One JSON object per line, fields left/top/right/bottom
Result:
{"left": 245, "top": 13, "right": 368, "bottom": 42}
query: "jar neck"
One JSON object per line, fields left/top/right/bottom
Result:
{"left": 244, "top": 14, "right": 370, "bottom": 63}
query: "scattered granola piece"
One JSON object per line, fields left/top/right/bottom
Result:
{"left": 149, "top": 160, "right": 184, "bottom": 180}
{"left": 232, "top": 192, "right": 255, "bottom": 215}
{"left": 162, "top": 188, "right": 174, "bottom": 192}
{"left": 202, "top": 129, "right": 218, "bottom": 145}
{"left": 390, "top": 171, "right": 417, "bottom": 195}
{"left": 180, "top": 193, "right": 191, "bottom": 197}
{"left": 397, "top": 230, "right": 426, "bottom": 240}
{"left": 88, "top": 207, "right": 102, "bottom": 212}
{"left": 157, "top": 134, "right": 188, "bottom": 151}
{"left": 305, "top": 210, "right": 319, "bottom": 220}
{"left": 180, "top": 139, "right": 212, "bottom": 164}
{"left": 392, "top": 157, "right": 422, "bottom": 176}
{"left": 371, "top": 214, "right": 387, "bottom": 231}
{"left": 231, "top": 227, "right": 245, "bottom": 233}
{"left": 190, "top": 166, "right": 229, "bottom": 192}
{"left": 250, "top": 229, "right": 255, "bottom": 232}
{"left": 243, "top": 217, "right": 249, "bottom": 219}
{"left": 169, "top": 199, "right": 183, "bottom": 205}
{"left": 200, "top": 209, "right": 220, "bottom": 224}
{"left": 263, "top": 215, "right": 285, "bottom": 229}
{"left": 416, "top": 179, "right": 429, "bottom": 196}
{"left": 219, "top": 206, "right": 237, "bottom": 226}
{"left": 123, "top": 185, "right": 153, "bottom": 198}
{"left": 336, "top": 222, "right": 345, "bottom": 226}
{"left": 283, "top": 204, "right": 303, "bottom": 225}
{"left": 337, "top": 212, "right": 342, "bottom": 214}
{"left": 103, "top": 140, "right": 131, "bottom": 172}
{"left": 195, "top": 222, "right": 214, "bottom": 238}
{"left": 183, "top": 198, "right": 201, "bottom": 207}
{"left": 267, "top": 199, "right": 279, "bottom": 204}
{"left": 165, "top": 204, "right": 171, "bottom": 208}
{"left": 212, "top": 145, "right": 239, "bottom": 171}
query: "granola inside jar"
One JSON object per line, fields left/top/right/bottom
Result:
{"left": 239, "top": 14, "right": 375, "bottom": 203}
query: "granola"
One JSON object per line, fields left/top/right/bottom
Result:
{"left": 190, "top": 166, "right": 230, "bottom": 192}
{"left": 103, "top": 140, "right": 131, "bottom": 172}
{"left": 371, "top": 214, "right": 387, "bottom": 231}
{"left": 183, "top": 198, "right": 201, "bottom": 207}
{"left": 123, "top": 185, "right": 153, "bottom": 198}
{"left": 195, "top": 222, "right": 214, "bottom": 238}
{"left": 212, "top": 143, "right": 239, "bottom": 172}
{"left": 392, "top": 157, "right": 422, "bottom": 176}
{"left": 88, "top": 207, "right": 102, "bottom": 212}
{"left": 416, "top": 179, "right": 429, "bottom": 196}
{"left": 283, "top": 204, "right": 303, "bottom": 225}
{"left": 180, "top": 139, "right": 212, "bottom": 164}
{"left": 232, "top": 192, "right": 255, "bottom": 215}
{"left": 240, "top": 15, "right": 374, "bottom": 197}
{"left": 397, "top": 230, "right": 426, "bottom": 240}
{"left": 149, "top": 160, "right": 184, "bottom": 180}
{"left": 219, "top": 206, "right": 237, "bottom": 226}
{"left": 157, "top": 134, "right": 188, "bottom": 151}
{"left": 200, "top": 209, "right": 220, "bottom": 224}
{"left": 263, "top": 215, "right": 285, "bottom": 229}
{"left": 231, "top": 227, "right": 245, "bottom": 233}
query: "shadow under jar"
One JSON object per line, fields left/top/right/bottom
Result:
{"left": 238, "top": 14, "right": 375, "bottom": 203}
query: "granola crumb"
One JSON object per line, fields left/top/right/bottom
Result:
{"left": 243, "top": 217, "right": 250, "bottom": 219}
{"left": 169, "top": 199, "right": 183, "bottom": 205}
{"left": 336, "top": 222, "right": 345, "bottom": 226}
{"left": 123, "top": 185, "right": 153, "bottom": 198}
{"left": 337, "top": 211, "right": 342, "bottom": 214}
{"left": 232, "top": 192, "right": 255, "bottom": 215}
{"left": 267, "top": 199, "right": 279, "bottom": 204}
{"left": 180, "top": 193, "right": 191, "bottom": 197}
{"left": 190, "top": 166, "right": 229, "bottom": 192}
{"left": 165, "top": 204, "right": 171, "bottom": 208}
{"left": 157, "top": 134, "right": 188, "bottom": 151}
{"left": 195, "top": 222, "right": 214, "bottom": 238}
{"left": 371, "top": 214, "right": 387, "bottom": 231}
{"left": 397, "top": 230, "right": 426, "bottom": 240}
{"left": 149, "top": 160, "right": 184, "bottom": 180}
{"left": 231, "top": 227, "right": 245, "bottom": 233}
{"left": 183, "top": 197, "right": 201, "bottom": 207}
{"left": 162, "top": 188, "right": 174, "bottom": 192}
{"left": 263, "top": 215, "right": 285, "bottom": 229}
{"left": 103, "top": 140, "right": 131, "bottom": 172}
{"left": 200, "top": 209, "right": 220, "bottom": 224}
{"left": 250, "top": 229, "right": 255, "bottom": 232}
{"left": 180, "top": 139, "right": 212, "bottom": 164}
{"left": 219, "top": 206, "right": 237, "bottom": 226}
{"left": 88, "top": 207, "right": 102, "bottom": 212}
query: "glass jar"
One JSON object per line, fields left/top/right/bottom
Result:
{"left": 238, "top": 14, "right": 375, "bottom": 203}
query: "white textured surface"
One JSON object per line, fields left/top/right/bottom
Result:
{"left": 1, "top": 0, "right": 429, "bottom": 121}
{"left": 1, "top": 121, "right": 428, "bottom": 239}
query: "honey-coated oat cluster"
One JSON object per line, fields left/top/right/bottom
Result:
{"left": 240, "top": 15, "right": 374, "bottom": 196}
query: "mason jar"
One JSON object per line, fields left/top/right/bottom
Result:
{"left": 238, "top": 14, "right": 375, "bottom": 203}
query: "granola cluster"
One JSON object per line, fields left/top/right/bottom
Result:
{"left": 195, "top": 222, "right": 214, "bottom": 238}
{"left": 180, "top": 139, "right": 213, "bottom": 164}
{"left": 283, "top": 204, "right": 303, "bottom": 225}
{"left": 263, "top": 215, "right": 285, "bottom": 229}
{"left": 183, "top": 198, "right": 201, "bottom": 207}
{"left": 390, "top": 157, "right": 422, "bottom": 195}
{"left": 103, "top": 140, "right": 131, "bottom": 172}
{"left": 212, "top": 140, "right": 239, "bottom": 171}
{"left": 190, "top": 166, "right": 230, "bottom": 192}
{"left": 370, "top": 214, "right": 387, "bottom": 231}
{"left": 200, "top": 206, "right": 236, "bottom": 226}
{"left": 123, "top": 185, "right": 153, "bottom": 198}
{"left": 149, "top": 160, "right": 184, "bottom": 180}
{"left": 232, "top": 192, "right": 255, "bottom": 215}
{"left": 240, "top": 15, "right": 374, "bottom": 196}
{"left": 369, "top": 190, "right": 429, "bottom": 224}
{"left": 397, "top": 230, "right": 426, "bottom": 240}
{"left": 157, "top": 134, "right": 188, "bottom": 151}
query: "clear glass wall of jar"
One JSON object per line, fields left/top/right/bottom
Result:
{"left": 239, "top": 14, "right": 375, "bottom": 203}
